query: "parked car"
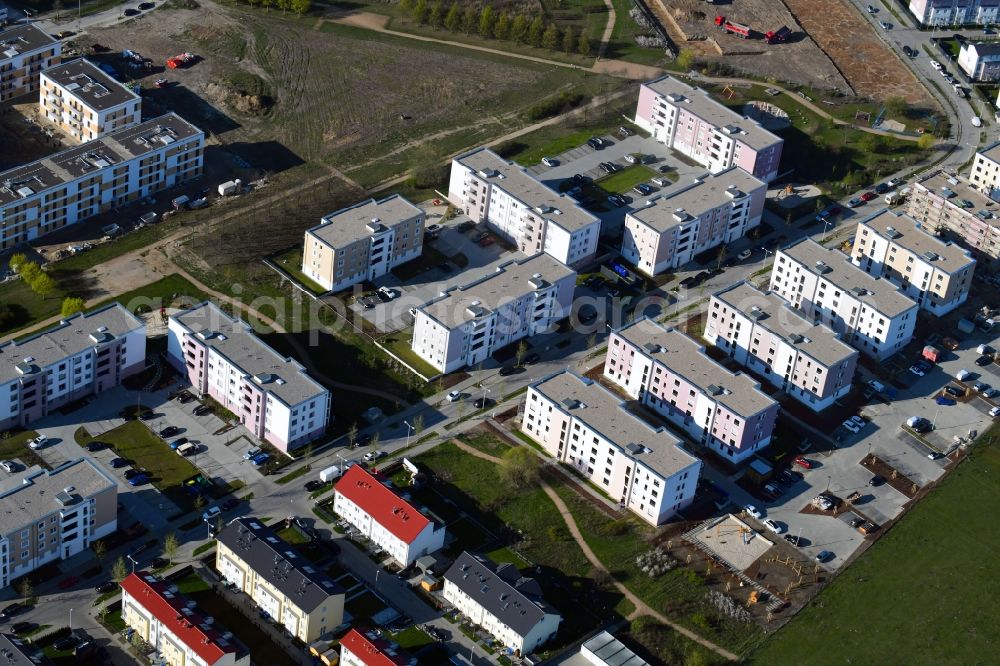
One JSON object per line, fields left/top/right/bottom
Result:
{"left": 815, "top": 550, "right": 834, "bottom": 563}
{"left": 860, "top": 191, "right": 877, "bottom": 202}
{"left": 847, "top": 197, "right": 864, "bottom": 207}
{"left": 850, "top": 415, "right": 867, "bottom": 429}
{"left": 58, "top": 576, "right": 80, "bottom": 590}
{"left": 989, "top": 406, "right": 1000, "bottom": 418}
{"left": 523, "top": 352, "right": 540, "bottom": 365}
{"left": 150, "top": 557, "right": 169, "bottom": 569}
{"left": 202, "top": 506, "right": 222, "bottom": 522}
{"left": 762, "top": 519, "right": 784, "bottom": 534}
{"left": 304, "top": 480, "right": 324, "bottom": 492}
{"left": 159, "top": 425, "right": 179, "bottom": 438}
{"left": 842, "top": 419, "right": 861, "bottom": 433}
{"left": 123, "top": 468, "right": 140, "bottom": 480}
{"left": 779, "top": 469, "right": 801, "bottom": 486}
{"left": 128, "top": 473, "right": 149, "bottom": 487}
{"left": 868, "top": 474, "right": 886, "bottom": 487}
{"left": 541, "top": 157, "right": 557, "bottom": 167}
{"left": 250, "top": 452, "right": 270, "bottom": 467}
{"left": 0, "top": 603, "right": 27, "bottom": 620}
{"left": 632, "top": 183, "right": 654, "bottom": 196}
{"left": 447, "top": 390, "right": 462, "bottom": 402}
{"left": 874, "top": 183, "right": 889, "bottom": 194}
{"left": 28, "top": 434, "right": 48, "bottom": 450}
{"left": 473, "top": 397, "right": 493, "bottom": 409}
{"left": 363, "top": 450, "right": 387, "bottom": 462}
{"left": 976, "top": 354, "right": 994, "bottom": 366}
{"left": 0, "top": 460, "right": 16, "bottom": 473}
{"left": 95, "top": 581, "right": 117, "bottom": 594}
{"left": 243, "top": 447, "right": 262, "bottom": 460}
{"left": 793, "top": 456, "right": 813, "bottom": 470}
{"left": 10, "top": 622, "right": 32, "bottom": 635}
{"left": 499, "top": 364, "right": 518, "bottom": 376}
{"left": 737, "top": 249, "right": 753, "bottom": 260}
{"left": 909, "top": 363, "right": 926, "bottom": 377}
{"left": 138, "top": 410, "right": 155, "bottom": 421}
{"left": 110, "top": 457, "right": 129, "bottom": 468}
{"left": 783, "top": 534, "right": 802, "bottom": 546}
{"left": 193, "top": 404, "right": 212, "bottom": 416}
{"left": 944, "top": 385, "right": 965, "bottom": 397}
{"left": 744, "top": 504, "right": 763, "bottom": 519}
{"left": 221, "top": 498, "right": 240, "bottom": 511}
{"left": 169, "top": 437, "right": 189, "bottom": 450}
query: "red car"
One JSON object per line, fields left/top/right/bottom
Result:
{"left": 478, "top": 236, "right": 495, "bottom": 247}
{"left": 58, "top": 576, "right": 80, "bottom": 590}
{"left": 793, "top": 456, "right": 813, "bottom": 470}
{"left": 860, "top": 191, "right": 877, "bottom": 202}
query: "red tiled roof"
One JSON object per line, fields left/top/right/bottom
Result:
{"left": 120, "top": 572, "right": 236, "bottom": 665}
{"left": 340, "top": 628, "right": 413, "bottom": 666}
{"left": 334, "top": 465, "right": 431, "bottom": 544}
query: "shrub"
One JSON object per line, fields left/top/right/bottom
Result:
{"left": 526, "top": 92, "right": 585, "bottom": 121}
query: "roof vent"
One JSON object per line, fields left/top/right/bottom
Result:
{"left": 884, "top": 226, "right": 902, "bottom": 239}
{"left": 922, "top": 251, "right": 939, "bottom": 262}
{"left": 814, "top": 261, "right": 831, "bottom": 274}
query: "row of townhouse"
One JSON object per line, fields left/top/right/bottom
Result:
{"left": 634, "top": 75, "right": 784, "bottom": 183}
{"left": 301, "top": 195, "right": 425, "bottom": 293}
{"left": 768, "top": 238, "right": 919, "bottom": 360}
{"left": 39, "top": 58, "right": 142, "bottom": 143}
{"left": 0, "top": 113, "right": 204, "bottom": 250}
{"left": 605, "top": 318, "right": 780, "bottom": 463}
{"left": 0, "top": 303, "right": 146, "bottom": 431}
{"left": 339, "top": 628, "right": 417, "bottom": 666}
{"left": 851, "top": 209, "right": 975, "bottom": 315}
{"left": 166, "top": 301, "right": 331, "bottom": 453}
{"left": 411, "top": 253, "right": 576, "bottom": 374}
{"left": 0, "top": 458, "right": 117, "bottom": 589}
{"left": 443, "top": 551, "right": 562, "bottom": 657}
{"left": 621, "top": 166, "right": 766, "bottom": 276}
{"left": 448, "top": 147, "right": 601, "bottom": 267}
{"left": 0, "top": 24, "right": 61, "bottom": 102}
{"left": 522, "top": 370, "right": 701, "bottom": 525}
{"left": 706, "top": 282, "right": 859, "bottom": 412}
{"left": 908, "top": 169, "right": 1000, "bottom": 264}
{"left": 333, "top": 464, "right": 446, "bottom": 567}
{"left": 121, "top": 571, "right": 248, "bottom": 666}
{"left": 215, "top": 517, "right": 345, "bottom": 642}
{"left": 908, "top": 0, "right": 998, "bottom": 25}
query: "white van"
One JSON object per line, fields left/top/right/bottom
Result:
{"left": 955, "top": 369, "right": 972, "bottom": 382}
{"left": 319, "top": 465, "right": 343, "bottom": 483}
{"left": 176, "top": 442, "right": 197, "bottom": 457}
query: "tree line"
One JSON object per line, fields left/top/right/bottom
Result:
{"left": 9, "top": 253, "right": 86, "bottom": 318}
{"left": 401, "top": 0, "right": 592, "bottom": 56}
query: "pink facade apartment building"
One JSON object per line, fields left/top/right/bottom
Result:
{"left": 706, "top": 282, "right": 858, "bottom": 412}
{"left": 605, "top": 318, "right": 779, "bottom": 463}
{"left": 908, "top": 0, "right": 998, "bottom": 26}
{"left": 167, "top": 302, "right": 330, "bottom": 453}
{"left": 634, "top": 76, "right": 783, "bottom": 183}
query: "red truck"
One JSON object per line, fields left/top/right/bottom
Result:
{"left": 765, "top": 26, "right": 791, "bottom": 44}
{"left": 715, "top": 15, "right": 752, "bottom": 39}
{"left": 166, "top": 52, "right": 196, "bottom": 69}
{"left": 923, "top": 345, "right": 941, "bottom": 363}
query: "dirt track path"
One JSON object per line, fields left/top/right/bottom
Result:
{"left": 450, "top": 438, "right": 740, "bottom": 661}
{"left": 596, "top": 0, "right": 617, "bottom": 61}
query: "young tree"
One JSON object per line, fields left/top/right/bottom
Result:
{"left": 515, "top": 340, "right": 529, "bottom": 367}
{"left": 400, "top": 0, "right": 413, "bottom": 11}
{"left": 8, "top": 253, "right": 26, "bottom": 272}
{"left": 885, "top": 96, "right": 907, "bottom": 117}
{"left": 92, "top": 540, "right": 107, "bottom": 569}
{"left": 61, "top": 296, "right": 86, "bottom": 317}
{"left": 461, "top": 6, "right": 477, "bottom": 33}
{"left": 17, "top": 577, "right": 33, "bottom": 601}
{"left": 429, "top": 1, "right": 443, "bottom": 27}
{"left": 716, "top": 245, "right": 727, "bottom": 271}
{"left": 111, "top": 556, "right": 128, "bottom": 582}
{"left": 32, "top": 273, "right": 57, "bottom": 300}
{"left": 510, "top": 14, "right": 529, "bottom": 43}
{"left": 577, "top": 30, "right": 591, "bottom": 56}
{"left": 494, "top": 11, "right": 510, "bottom": 40}
{"left": 370, "top": 431, "right": 381, "bottom": 453}
{"left": 262, "top": 0, "right": 274, "bottom": 12}
{"left": 17, "top": 261, "right": 40, "bottom": 284}
{"left": 163, "top": 532, "right": 179, "bottom": 563}
{"left": 478, "top": 4, "right": 495, "bottom": 38}
{"left": 676, "top": 48, "right": 695, "bottom": 71}
{"left": 499, "top": 447, "right": 540, "bottom": 488}
{"left": 290, "top": 0, "right": 310, "bottom": 14}
{"left": 411, "top": 0, "right": 428, "bottom": 24}
{"left": 444, "top": 1, "right": 460, "bottom": 31}
{"left": 918, "top": 132, "right": 935, "bottom": 150}
{"left": 347, "top": 422, "right": 359, "bottom": 447}
{"left": 412, "top": 413, "right": 425, "bottom": 435}
{"left": 562, "top": 25, "right": 575, "bottom": 53}
{"left": 528, "top": 15, "right": 545, "bottom": 47}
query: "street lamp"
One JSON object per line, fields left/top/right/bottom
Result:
{"left": 481, "top": 387, "right": 490, "bottom": 412}
{"left": 336, "top": 452, "right": 348, "bottom": 473}
{"left": 403, "top": 421, "right": 414, "bottom": 449}
{"left": 69, "top": 608, "right": 73, "bottom": 631}
{"left": 760, "top": 247, "right": 774, "bottom": 266}
{"left": 127, "top": 554, "right": 137, "bottom": 574}
{"left": 823, "top": 218, "right": 834, "bottom": 236}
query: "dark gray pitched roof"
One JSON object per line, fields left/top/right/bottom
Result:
{"left": 0, "top": 633, "right": 50, "bottom": 665}
{"left": 443, "top": 552, "right": 558, "bottom": 636}
{"left": 216, "top": 517, "right": 344, "bottom": 612}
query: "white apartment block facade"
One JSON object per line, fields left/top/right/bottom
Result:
{"left": 523, "top": 371, "right": 701, "bottom": 525}
{"left": 622, "top": 167, "right": 766, "bottom": 275}
{"left": 908, "top": 0, "right": 999, "bottom": 25}
{"left": 958, "top": 42, "right": 1000, "bottom": 81}
{"left": 0, "top": 303, "right": 146, "bottom": 431}
{"left": 634, "top": 76, "right": 783, "bottom": 183}
{"left": 0, "top": 459, "right": 117, "bottom": 589}
{"left": 0, "top": 24, "right": 61, "bottom": 102}
{"left": 908, "top": 170, "right": 1000, "bottom": 264}
{"left": 411, "top": 254, "right": 575, "bottom": 374}
{"left": 970, "top": 142, "right": 1000, "bottom": 200}
{"left": 769, "top": 239, "right": 918, "bottom": 360}
{"left": 333, "top": 465, "right": 446, "bottom": 567}
{"left": 448, "top": 148, "right": 601, "bottom": 266}
{"left": 0, "top": 114, "right": 204, "bottom": 251}
{"left": 167, "top": 302, "right": 330, "bottom": 453}
{"left": 605, "top": 319, "right": 780, "bottom": 463}
{"left": 302, "top": 195, "right": 424, "bottom": 292}
{"left": 851, "top": 209, "right": 975, "bottom": 315}
{"left": 40, "top": 58, "right": 142, "bottom": 143}
{"left": 706, "top": 282, "right": 858, "bottom": 412}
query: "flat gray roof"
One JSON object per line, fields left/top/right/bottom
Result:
{"left": 712, "top": 282, "right": 858, "bottom": 367}
{"left": 42, "top": 58, "right": 139, "bottom": 111}
{"left": 582, "top": 631, "right": 648, "bottom": 666}
{"left": 420, "top": 253, "right": 574, "bottom": 329}
{"left": 456, "top": 148, "right": 600, "bottom": 233}
{"left": 307, "top": 194, "right": 423, "bottom": 250}
{"left": 858, "top": 209, "right": 975, "bottom": 273}
{"left": 532, "top": 371, "right": 698, "bottom": 479}
{"left": 0, "top": 113, "right": 203, "bottom": 207}
{"left": 643, "top": 76, "right": 783, "bottom": 152}
{"left": 630, "top": 167, "right": 764, "bottom": 232}
{"left": 0, "top": 303, "right": 144, "bottom": 385}
{"left": 913, "top": 170, "right": 1000, "bottom": 227}
{"left": 172, "top": 302, "right": 328, "bottom": 407}
{"left": 0, "top": 23, "right": 58, "bottom": 60}
{"left": 977, "top": 140, "right": 1000, "bottom": 164}
{"left": 0, "top": 459, "right": 115, "bottom": 536}
{"left": 616, "top": 318, "right": 777, "bottom": 418}
{"left": 778, "top": 238, "right": 918, "bottom": 317}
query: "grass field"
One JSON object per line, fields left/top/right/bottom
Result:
{"left": 271, "top": 248, "right": 327, "bottom": 295}
{"left": 604, "top": 0, "right": 674, "bottom": 66}
{"left": 751, "top": 432, "right": 1000, "bottom": 664}
{"left": 595, "top": 165, "right": 658, "bottom": 194}
{"left": 91, "top": 274, "right": 210, "bottom": 313}
{"left": 0, "top": 430, "right": 46, "bottom": 470}
{"left": 0, "top": 278, "right": 67, "bottom": 336}
{"left": 379, "top": 329, "right": 440, "bottom": 379}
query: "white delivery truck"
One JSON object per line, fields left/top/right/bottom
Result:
{"left": 319, "top": 465, "right": 343, "bottom": 483}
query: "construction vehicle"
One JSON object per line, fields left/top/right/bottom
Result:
{"left": 715, "top": 15, "right": 752, "bottom": 39}
{"left": 765, "top": 26, "right": 791, "bottom": 44}
{"left": 166, "top": 52, "right": 196, "bottom": 69}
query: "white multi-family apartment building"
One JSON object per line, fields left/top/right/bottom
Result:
{"left": 908, "top": 0, "right": 998, "bottom": 25}
{"left": 0, "top": 113, "right": 204, "bottom": 251}
{"left": 121, "top": 571, "right": 249, "bottom": 666}
{"left": 769, "top": 238, "right": 918, "bottom": 360}
{"left": 0, "top": 24, "right": 61, "bottom": 102}
{"left": 908, "top": 170, "right": 1000, "bottom": 264}
{"left": 166, "top": 302, "right": 330, "bottom": 453}
{"left": 443, "top": 551, "right": 561, "bottom": 657}
{"left": 522, "top": 371, "right": 701, "bottom": 525}
{"left": 301, "top": 195, "right": 424, "bottom": 292}
{"left": 605, "top": 318, "right": 780, "bottom": 463}
{"left": 706, "top": 282, "right": 858, "bottom": 412}
{"left": 333, "top": 465, "right": 445, "bottom": 567}
{"left": 851, "top": 209, "right": 975, "bottom": 315}
{"left": 634, "top": 76, "right": 783, "bottom": 183}
{"left": 340, "top": 628, "right": 416, "bottom": 666}
{"left": 411, "top": 254, "right": 575, "bottom": 374}
{"left": 0, "top": 303, "right": 146, "bottom": 431}
{"left": 216, "top": 518, "right": 345, "bottom": 642}
{"left": 969, "top": 141, "right": 1000, "bottom": 200}
{"left": 39, "top": 58, "right": 142, "bottom": 143}
{"left": 448, "top": 147, "right": 601, "bottom": 266}
{"left": 621, "top": 167, "right": 766, "bottom": 275}
{"left": 0, "top": 458, "right": 117, "bottom": 589}
{"left": 958, "top": 42, "right": 1000, "bottom": 81}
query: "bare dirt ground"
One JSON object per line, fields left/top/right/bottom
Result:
{"left": 782, "top": 0, "right": 932, "bottom": 104}
{"left": 655, "top": 0, "right": 850, "bottom": 92}
{"left": 0, "top": 100, "right": 67, "bottom": 170}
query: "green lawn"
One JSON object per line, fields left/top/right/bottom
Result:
{"left": 605, "top": 0, "right": 674, "bottom": 66}
{"left": 751, "top": 431, "right": 1000, "bottom": 664}
{"left": 378, "top": 329, "right": 440, "bottom": 379}
{"left": 0, "top": 430, "right": 47, "bottom": 470}
{"left": 594, "top": 165, "right": 658, "bottom": 195}
{"left": 345, "top": 590, "right": 390, "bottom": 624}
{"left": 458, "top": 431, "right": 513, "bottom": 458}
{"left": 91, "top": 273, "right": 210, "bottom": 313}
{"left": 389, "top": 625, "right": 434, "bottom": 651}
{"left": 101, "top": 608, "right": 127, "bottom": 634}
{"left": 0, "top": 278, "right": 66, "bottom": 335}
{"left": 275, "top": 464, "right": 312, "bottom": 485}
{"left": 275, "top": 525, "right": 311, "bottom": 545}
{"left": 271, "top": 247, "right": 328, "bottom": 295}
